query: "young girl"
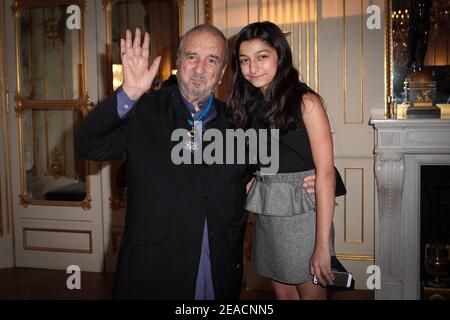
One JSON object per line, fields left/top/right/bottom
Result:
{"left": 228, "top": 21, "right": 336, "bottom": 300}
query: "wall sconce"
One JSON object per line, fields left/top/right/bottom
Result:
{"left": 171, "top": 69, "right": 177, "bottom": 75}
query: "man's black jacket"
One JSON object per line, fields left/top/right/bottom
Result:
{"left": 76, "top": 86, "right": 252, "bottom": 299}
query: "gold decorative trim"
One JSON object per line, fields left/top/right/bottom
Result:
{"left": 306, "top": 0, "right": 310, "bottom": 86}
{"left": 18, "top": 193, "right": 28, "bottom": 207}
{"left": 195, "top": 0, "right": 200, "bottom": 26}
{"left": 178, "top": 0, "right": 185, "bottom": 37}
{"left": 14, "top": 94, "right": 93, "bottom": 118}
{"left": 247, "top": 0, "right": 250, "bottom": 24}
{"left": 43, "top": 9, "right": 48, "bottom": 99}
{"left": 110, "top": 196, "right": 122, "bottom": 211}
{"left": 336, "top": 254, "right": 374, "bottom": 261}
{"left": 437, "top": 104, "right": 450, "bottom": 115}
{"left": 298, "top": 0, "right": 302, "bottom": 76}
{"left": 344, "top": 168, "right": 364, "bottom": 244}
{"left": 289, "top": 0, "right": 294, "bottom": 45}
{"left": 343, "top": 0, "right": 347, "bottom": 122}
{"left": 360, "top": 0, "right": 365, "bottom": 123}
{"left": 23, "top": 227, "right": 93, "bottom": 253}
{"left": 258, "top": 0, "right": 262, "bottom": 22}
{"left": 102, "top": 0, "right": 109, "bottom": 11}
{"left": 385, "top": 0, "right": 392, "bottom": 116}
{"left": 0, "top": 177, "right": 2, "bottom": 238}
{"left": 314, "top": 0, "right": 318, "bottom": 91}
{"left": 275, "top": 0, "right": 279, "bottom": 24}
{"left": 30, "top": 107, "right": 37, "bottom": 176}
{"left": 25, "top": 10, "right": 33, "bottom": 105}
{"left": 0, "top": 2, "right": 5, "bottom": 238}
{"left": 5, "top": 91, "right": 9, "bottom": 114}
{"left": 205, "top": 0, "right": 213, "bottom": 25}
{"left": 225, "top": 0, "right": 228, "bottom": 37}
{"left": 19, "top": 191, "right": 92, "bottom": 210}
{"left": 0, "top": 7, "right": 13, "bottom": 236}
{"left": 13, "top": 3, "right": 20, "bottom": 95}
{"left": 104, "top": 0, "right": 114, "bottom": 96}
{"left": 21, "top": 217, "right": 91, "bottom": 222}
{"left": 343, "top": 0, "right": 365, "bottom": 124}
{"left": 11, "top": 0, "right": 86, "bottom": 15}
{"left": 2, "top": 1, "right": 14, "bottom": 246}
{"left": 262, "top": 0, "right": 266, "bottom": 20}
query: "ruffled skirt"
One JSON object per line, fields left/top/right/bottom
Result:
{"left": 245, "top": 169, "right": 335, "bottom": 284}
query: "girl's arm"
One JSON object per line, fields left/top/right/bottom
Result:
{"left": 302, "top": 93, "right": 336, "bottom": 286}
{"left": 246, "top": 177, "right": 255, "bottom": 193}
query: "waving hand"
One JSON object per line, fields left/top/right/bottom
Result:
{"left": 120, "top": 28, "right": 161, "bottom": 100}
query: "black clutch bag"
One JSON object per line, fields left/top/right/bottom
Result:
{"left": 327, "top": 256, "right": 355, "bottom": 292}
{"left": 335, "top": 167, "right": 346, "bottom": 197}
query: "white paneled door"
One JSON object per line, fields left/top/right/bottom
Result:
{"left": 4, "top": 0, "right": 104, "bottom": 272}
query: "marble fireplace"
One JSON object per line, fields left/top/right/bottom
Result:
{"left": 370, "top": 116, "right": 450, "bottom": 300}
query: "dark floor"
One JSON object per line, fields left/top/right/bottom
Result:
{"left": 0, "top": 268, "right": 373, "bottom": 300}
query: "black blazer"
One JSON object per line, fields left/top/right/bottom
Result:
{"left": 76, "top": 86, "right": 252, "bottom": 299}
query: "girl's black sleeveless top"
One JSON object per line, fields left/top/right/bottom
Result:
{"left": 251, "top": 98, "right": 315, "bottom": 174}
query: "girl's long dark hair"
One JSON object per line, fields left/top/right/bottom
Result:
{"left": 227, "top": 21, "right": 320, "bottom": 131}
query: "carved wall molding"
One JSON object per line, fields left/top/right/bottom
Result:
{"left": 374, "top": 151, "right": 404, "bottom": 282}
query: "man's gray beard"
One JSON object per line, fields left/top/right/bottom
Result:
{"left": 179, "top": 82, "right": 210, "bottom": 101}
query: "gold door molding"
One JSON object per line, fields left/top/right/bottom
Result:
{"left": 11, "top": 0, "right": 86, "bottom": 12}
{"left": 0, "top": 174, "right": 3, "bottom": 238}
{"left": 344, "top": 167, "right": 364, "bottom": 244}
{"left": 1, "top": 1, "right": 12, "bottom": 235}
{"left": 384, "top": 0, "right": 392, "bottom": 116}
{"left": 22, "top": 227, "right": 93, "bottom": 253}
{"left": 342, "top": 0, "right": 365, "bottom": 124}
{"left": 204, "top": 0, "right": 213, "bottom": 24}
{"left": 0, "top": 2, "right": 5, "bottom": 238}
{"left": 178, "top": 0, "right": 185, "bottom": 36}
{"left": 336, "top": 254, "right": 374, "bottom": 261}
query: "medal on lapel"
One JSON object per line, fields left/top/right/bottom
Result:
{"left": 184, "top": 93, "right": 214, "bottom": 153}
{"left": 186, "top": 126, "right": 199, "bottom": 152}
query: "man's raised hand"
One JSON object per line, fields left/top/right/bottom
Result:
{"left": 120, "top": 28, "right": 161, "bottom": 101}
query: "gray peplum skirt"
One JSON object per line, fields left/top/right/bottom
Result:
{"left": 245, "top": 169, "right": 335, "bottom": 285}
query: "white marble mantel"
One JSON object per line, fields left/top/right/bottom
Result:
{"left": 369, "top": 116, "right": 450, "bottom": 300}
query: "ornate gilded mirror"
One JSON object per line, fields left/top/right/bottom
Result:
{"left": 386, "top": 0, "right": 450, "bottom": 117}
{"left": 13, "top": 0, "right": 91, "bottom": 209}
{"left": 20, "top": 108, "right": 87, "bottom": 203}
{"left": 104, "top": 0, "right": 180, "bottom": 209}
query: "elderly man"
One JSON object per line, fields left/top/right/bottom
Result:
{"left": 76, "top": 25, "right": 315, "bottom": 299}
